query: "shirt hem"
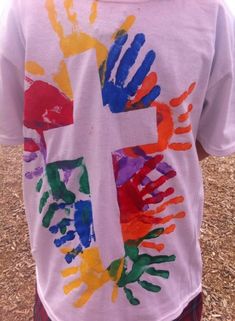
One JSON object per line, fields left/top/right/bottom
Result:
{"left": 156, "top": 285, "right": 202, "bottom": 321}
{"left": 36, "top": 270, "right": 60, "bottom": 321}
{"left": 36, "top": 275, "right": 202, "bottom": 321}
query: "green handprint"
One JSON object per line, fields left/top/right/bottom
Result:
{"left": 108, "top": 228, "right": 176, "bottom": 305}
{"left": 38, "top": 157, "right": 88, "bottom": 224}
{"left": 36, "top": 157, "right": 95, "bottom": 263}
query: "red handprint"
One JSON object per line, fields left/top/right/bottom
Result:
{"left": 23, "top": 79, "right": 74, "bottom": 160}
{"left": 112, "top": 153, "right": 185, "bottom": 243}
{"left": 24, "top": 80, "right": 73, "bottom": 134}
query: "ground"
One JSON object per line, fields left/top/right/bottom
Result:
{"left": 0, "top": 146, "right": 234, "bottom": 321}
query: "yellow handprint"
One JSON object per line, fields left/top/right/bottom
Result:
{"left": 61, "top": 247, "right": 124, "bottom": 307}
{"left": 45, "top": 0, "right": 135, "bottom": 70}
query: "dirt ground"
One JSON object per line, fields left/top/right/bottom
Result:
{"left": 0, "top": 146, "right": 234, "bottom": 321}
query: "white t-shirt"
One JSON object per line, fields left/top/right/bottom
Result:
{"left": 0, "top": 0, "right": 234, "bottom": 320}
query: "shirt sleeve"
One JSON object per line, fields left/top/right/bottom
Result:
{"left": 0, "top": 0, "right": 25, "bottom": 145}
{"left": 197, "top": 1, "right": 235, "bottom": 157}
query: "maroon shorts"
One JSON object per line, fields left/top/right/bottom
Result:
{"left": 34, "top": 289, "right": 203, "bottom": 321}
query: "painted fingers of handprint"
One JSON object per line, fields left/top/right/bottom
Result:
{"left": 102, "top": 34, "right": 160, "bottom": 113}
{"left": 126, "top": 72, "right": 160, "bottom": 110}
{"left": 45, "top": 0, "right": 107, "bottom": 66}
{"left": 104, "top": 34, "right": 129, "bottom": 86}
{"left": 112, "top": 15, "right": 136, "bottom": 41}
{"left": 115, "top": 33, "right": 147, "bottom": 87}
{"left": 113, "top": 154, "right": 176, "bottom": 217}
{"left": 122, "top": 210, "right": 185, "bottom": 243}
{"left": 24, "top": 136, "right": 45, "bottom": 180}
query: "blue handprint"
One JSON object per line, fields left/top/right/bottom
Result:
{"left": 102, "top": 33, "right": 161, "bottom": 113}
{"left": 49, "top": 200, "right": 95, "bottom": 263}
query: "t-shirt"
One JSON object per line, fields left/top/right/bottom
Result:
{"left": 0, "top": 0, "right": 234, "bottom": 320}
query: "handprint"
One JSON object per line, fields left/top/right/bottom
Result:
{"left": 24, "top": 80, "right": 73, "bottom": 133}
{"left": 102, "top": 33, "right": 161, "bottom": 113}
{"left": 24, "top": 53, "right": 74, "bottom": 174}
{"left": 112, "top": 149, "right": 185, "bottom": 242}
{"left": 124, "top": 82, "right": 196, "bottom": 157}
{"left": 45, "top": 0, "right": 135, "bottom": 70}
{"left": 23, "top": 77, "right": 74, "bottom": 169}
{"left": 61, "top": 247, "right": 117, "bottom": 308}
{"left": 112, "top": 152, "right": 181, "bottom": 236}
{"left": 111, "top": 239, "right": 176, "bottom": 305}
{"left": 37, "top": 157, "right": 95, "bottom": 263}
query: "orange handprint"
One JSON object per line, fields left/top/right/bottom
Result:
{"left": 124, "top": 82, "right": 196, "bottom": 157}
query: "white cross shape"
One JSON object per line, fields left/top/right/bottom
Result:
{"left": 44, "top": 51, "right": 158, "bottom": 266}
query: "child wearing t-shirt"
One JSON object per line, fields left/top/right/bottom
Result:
{"left": 0, "top": 0, "right": 234, "bottom": 320}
